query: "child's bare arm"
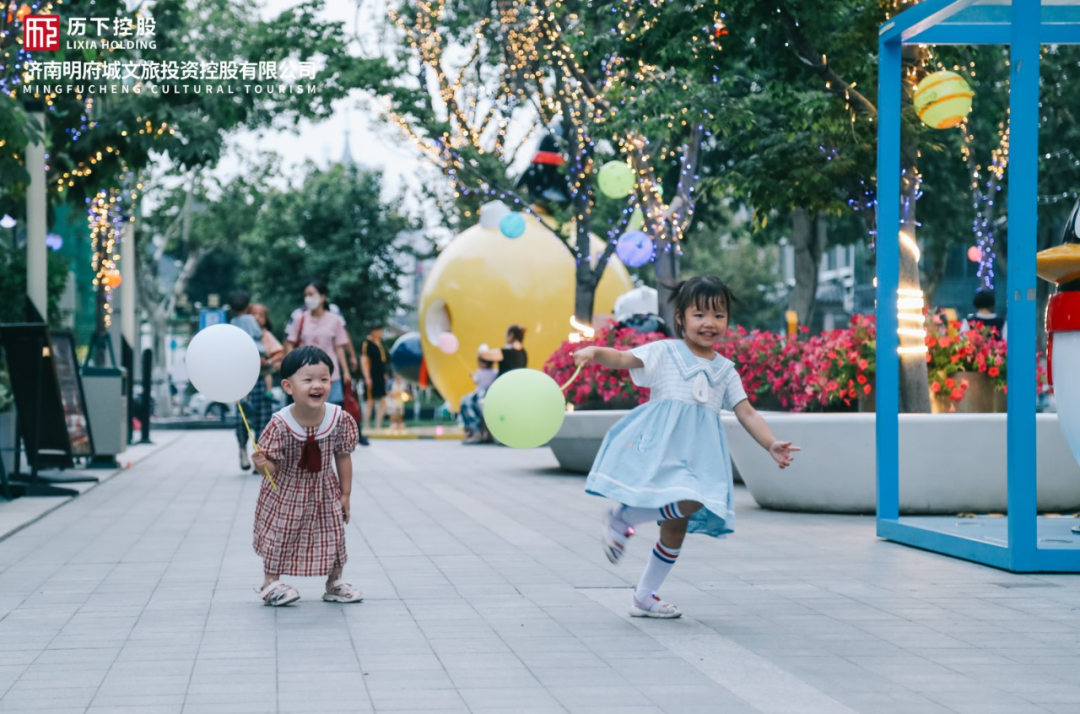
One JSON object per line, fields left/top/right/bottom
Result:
{"left": 573, "top": 346, "right": 644, "bottom": 370}
{"left": 335, "top": 452, "right": 352, "bottom": 523}
{"left": 732, "top": 401, "right": 800, "bottom": 469}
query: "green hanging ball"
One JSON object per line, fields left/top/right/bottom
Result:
{"left": 628, "top": 206, "right": 644, "bottom": 231}
{"left": 598, "top": 161, "right": 635, "bottom": 199}
{"left": 482, "top": 369, "right": 567, "bottom": 449}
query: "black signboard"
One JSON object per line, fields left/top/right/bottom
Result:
{"left": 50, "top": 333, "right": 93, "bottom": 455}
{"left": 0, "top": 324, "right": 80, "bottom": 469}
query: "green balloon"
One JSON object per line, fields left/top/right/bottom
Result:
{"left": 598, "top": 161, "right": 635, "bottom": 199}
{"left": 482, "top": 369, "right": 567, "bottom": 449}
{"left": 628, "top": 206, "right": 644, "bottom": 231}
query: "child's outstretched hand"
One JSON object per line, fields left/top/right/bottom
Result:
{"left": 573, "top": 347, "right": 598, "bottom": 366}
{"left": 769, "top": 441, "right": 800, "bottom": 469}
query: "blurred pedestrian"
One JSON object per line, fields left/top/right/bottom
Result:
{"left": 230, "top": 290, "right": 275, "bottom": 472}
{"left": 361, "top": 325, "right": 388, "bottom": 431}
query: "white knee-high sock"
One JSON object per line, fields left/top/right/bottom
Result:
{"left": 618, "top": 502, "right": 684, "bottom": 528}
{"left": 635, "top": 540, "right": 681, "bottom": 602}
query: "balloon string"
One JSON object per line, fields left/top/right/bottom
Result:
{"left": 560, "top": 363, "right": 584, "bottom": 392}
{"left": 237, "top": 401, "right": 278, "bottom": 491}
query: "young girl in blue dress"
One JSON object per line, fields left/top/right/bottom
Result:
{"left": 574, "top": 276, "right": 799, "bottom": 619}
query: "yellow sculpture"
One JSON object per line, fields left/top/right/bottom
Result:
{"left": 420, "top": 212, "right": 634, "bottom": 410}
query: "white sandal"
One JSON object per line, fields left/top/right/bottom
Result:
{"left": 323, "top": 579, "right": 363, "bottom": 603}
{"left": 630, "top": 593, "right": 682, "bottom": 619}
{"left": 259, "top": 581, "right": 300, "bottom": 607}
{"left": 601, "top": 507, "right": 634, "bottom": 564}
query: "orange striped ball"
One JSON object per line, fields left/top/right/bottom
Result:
{"left": 914, "top": 71, "right": 973, "bottom": 130}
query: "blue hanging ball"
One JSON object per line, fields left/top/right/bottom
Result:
{"left": 615, "top": 230, "right": 655, "bottom": 268}
{"left": 500, "top": 212, "right": 526, "bottom": 239}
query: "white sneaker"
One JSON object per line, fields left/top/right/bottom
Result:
{"left": 601, "top": 507, "right": 633, "bottom": 564}
{"left": 629, "top": 593, "right": 682, "bottom": 619}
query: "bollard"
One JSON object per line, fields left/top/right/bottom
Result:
{"left": 139, "top": 348, "right": 153, "bottom": 444}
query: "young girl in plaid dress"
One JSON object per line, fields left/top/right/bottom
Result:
{"left": 252, "top": 346, "right": 362, "bottom": 606}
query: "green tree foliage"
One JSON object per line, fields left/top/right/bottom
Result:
{"left": 237, "top": 164, "right": 415, "bottom": 334}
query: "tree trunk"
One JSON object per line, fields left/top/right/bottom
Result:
{"left": 899, "top": 178, "right": 931, "bottom": 413}
{"left": 788, "top": 208, "right": 822, "bottom": 329}
{"left": 566, "top": 102, "right": 597, "bottom": 326}
{"left": 655, "top": 239, "right": 680, "bottom": 332}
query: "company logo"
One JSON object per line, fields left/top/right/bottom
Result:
{"left": 24, "top": 15, "right": 60, "bottom": 51}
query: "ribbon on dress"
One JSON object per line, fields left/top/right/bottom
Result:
{"left": 299, "top": 436, "right": 322, "bottom": 472}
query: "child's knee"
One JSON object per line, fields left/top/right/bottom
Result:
{"left": 679, "top": 500, "right": 704, "bottom": 516}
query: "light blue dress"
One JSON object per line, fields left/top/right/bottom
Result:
{"left": 585, "top": 339, "right": 748, "bottom": 537}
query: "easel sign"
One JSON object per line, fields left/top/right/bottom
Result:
{"left": 0, "top": 323, "right": 87, "bottom": 471}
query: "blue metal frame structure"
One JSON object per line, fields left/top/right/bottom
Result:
{"left": 877, "top": 0, "right": 1080, "bottom": 572}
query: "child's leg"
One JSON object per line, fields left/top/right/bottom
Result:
{"left": 629, "top": 518, "right": 689, "bottom": 618}
{"left": 615, "top": 500, "right": 703, "bottom": 528}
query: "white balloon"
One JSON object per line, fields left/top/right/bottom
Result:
{"left": 185, "top": 324, "right": 261, "bottom": 404}
{"left": 479, "top": 200, "right": 511, "bottom": 230}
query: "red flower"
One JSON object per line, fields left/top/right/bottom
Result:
{"left": 988, "top": 366, "right": 1000, "bottom": 377}
{"left": 950, "top": 387, "right": 964, "bottom": 401}
{"left": 863, "top": 384, "right": 872, "bottom": 395}
{"left": 938, "top": 337, "right": 951, "bottom": 348}
{"left": 945, "top": 378, "right": 955, "bottom": 389}
{"left": 857, "top": 374, "right": 867, "bottom": 385}
{"left": 926, "top": 336, "right": 937, "bottom": 347}
{"left": 930, "top": 381, "right": 942, "bottom": 393}
{"left": 858, "top": 359, "right": 869, "bottom": 371}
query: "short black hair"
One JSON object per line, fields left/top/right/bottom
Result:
{"left": 507, "top": 324, "right": 526, "bottom": 342}
{"left": 669, "top": 276, "right": 737, "bottom": 338}
{"left": 281, "top": 346, "right": 334, "bottom": 379}
{"left": 973, "top": 289, "right": 996, "bottom": 311}
{"left": 306, "top": 279, "right": 329, "bottom": 297}
{"left": 229, "top": 290, "right": 251, "bottom": 314}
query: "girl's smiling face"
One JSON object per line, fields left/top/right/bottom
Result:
{"left": 282, "top": 362, "right": 332, "bottom": 408}
{"left": 679, "top": 299, "right": 729, "bottom": 352}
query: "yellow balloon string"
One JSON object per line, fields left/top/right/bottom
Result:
{"left": 560, "top": 363, "right": 584, "bottom": 392}
{"left": 237, "top": 401, "right": 278, "bottom": 491}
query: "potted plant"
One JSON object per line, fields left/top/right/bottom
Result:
{"left": 717, "top": 326, "right": 812, "bottom": 412}
{"left": 801, "top": 315, "right": 876, "bottom": 412}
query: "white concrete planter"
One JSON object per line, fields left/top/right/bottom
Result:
{"left": 549, "top": 409, "right": 746, "bottom": 484}
{"left": 549, "top": 410, "right": 632, "bottom": 473}
{"left": 723, "top": 413, "right": 1080, "bottom": 514}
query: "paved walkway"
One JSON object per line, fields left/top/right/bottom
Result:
{"left": 1, "top": 432, "right": 1079, "bottom": 714}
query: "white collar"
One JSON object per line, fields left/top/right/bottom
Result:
{"left": 274, "top": 404, "right": 340, "bottom": 441}
{"left": 665, "top": 340, "right": 733, "bottom": 386}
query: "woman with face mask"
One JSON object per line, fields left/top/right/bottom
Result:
{"left": 283, "top": 281, "right": 355, "bottom": 408}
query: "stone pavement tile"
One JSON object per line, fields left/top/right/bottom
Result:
{"left": 825, "top": 691, "right": 956, "bottom": 714}
{"left": 529, "top": 666, "right": 632, "bottom": 688}
{"left": 638, "top": 685, "right": 761, "bottom": 714}
{"left": 359, "top": 670, "right": 454, "bottom": 691}
{"left": 926, "top": 690, "right": 1054, "bottom": 714}
{"left": 366, "top": 687, "right": 469, "bottom": 711}
{"left": 180, "top": 704, "right": 279, "bottom": 714}
{"left": 357, "top": 654, "right": 443, "bottom": 671}
{"left": 426, "top": 637, "right": 512, "bottom": 655}
{"left": 458, "top": 686, "right": 563, "bottom": 710}
{"left": 446, "top": 668, "right": 544, "bottom": 689}
{"left": 87, "top": 707, "right": 184, "bottom": 714}
{"left": 10, "top": 667, "right": 109, "bottom": 688}
{"left": 0, "top": 684, "right": 98, "bottom": 710}
{"left": 548, "top": 685, "right": 655, "bottom": 710}
{"left": 90, "top": 694, "right": 187, "bottom": 708}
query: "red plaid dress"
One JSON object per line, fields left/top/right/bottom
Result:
{"left": 253, "top": 404, "right": 359, "bottom": 576}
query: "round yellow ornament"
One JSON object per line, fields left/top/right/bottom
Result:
{"left": 420, "top": 212, "right": 633, "bottom": 410}
{"left": 914, "top": 71, "right": 973, "bottom": 130}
